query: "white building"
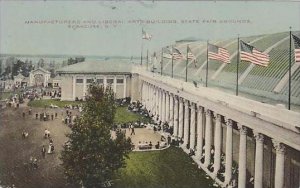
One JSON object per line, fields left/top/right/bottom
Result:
{"left": 29, "top": 67, "right": 51, "bottom": 87}
{"left": 57, "top": 60, "right": 133, "bottom": 101}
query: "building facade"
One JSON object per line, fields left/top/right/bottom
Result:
{"left": 57, "top": 61, "right": 132, "bottom": 101}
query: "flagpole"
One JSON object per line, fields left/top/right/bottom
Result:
{"left": 206, "top": 40, "right": 209, "bottom": 87}
{"left": 140, "top": 28, "right": 143, "bottom": 66}
{"left": 161, "top": 48, "right": 163, "bottom": 76}
{"left": 288, "top": 27, "right": 292, "bottom": 110}
{"left": 146, "top": 49, "right": 149, "bottom": 71}
{"left": 185, "top": 45, "right": 188, "bottom": 82}
{"left": 236, "top": 35, "right": 240, "bottom": 96}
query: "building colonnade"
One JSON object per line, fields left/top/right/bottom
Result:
{"left": 140, "top": 80, "right": 287, "bottom": 188}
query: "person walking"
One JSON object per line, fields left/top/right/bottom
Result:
{"left": 130, "top": 125, "right": 135, "bottom": 136}
{"left": 22, "top": 112, "right": 25, "bottom": 118}
{"left": 41, "top": 145, "right": 46, "bottom": 159}
{"left": 51, "top": 114, "right": 54, "bottom": 120}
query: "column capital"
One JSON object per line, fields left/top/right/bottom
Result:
{"left": 205, "top": 109, "right": 212, "bottom": 116}
{"left": 237, "top": 124, "right": 248, "bottom": 135}
{"left": 190, "top": 103, "right": 195, "bottom": 110}
{"left": 197, "top": 106, "right": 204, "bottom": 113}
{"left": 272, "top": 139, "right": 286, "bottom": 154}
{"left": 253, "top": 131, "right": 264, "bottom": 143}
{"left": 225, "top": 118, "right": 233, "bottom": 127}
{"left": 216, "top": 114, "right": 222, "bottom": 122}
{"left": 184, "top": 99, "right": 189, "bottom": 105}
{"left": 174, "top": 97, "right": 179, "bottom": 104}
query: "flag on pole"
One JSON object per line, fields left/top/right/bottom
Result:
{"left": 142, "top": 29, "right": 152, "bottom": 40}
{"left": 162, "top": 47, "right": 172, "bottom": 59}
{"left": 292, "top": 34, "right": 300, "bottom": 63}
{"left": 240, "top": 40, "right": 270, "bottom": 67}
{"left": 187, "top": 46, "right": 196, "bottom": 60}
{"left": 208, "top": 43, "right": 230, "bottom": 63}
{"left": 172, "top": 47, "right": 184, "bottom": 60}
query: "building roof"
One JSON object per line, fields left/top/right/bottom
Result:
{"left": 56, "top": 60, "right": 132, "bottom": 74}
{"left": 31, "top": 67, "right": 51, "bottom": 74}
{"left": 22, "top": 77, "right": 29, "bottom": 82}
{"left": 14, "top": 73, "right": 25, "bottom": 79}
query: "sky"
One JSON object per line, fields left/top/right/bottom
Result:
{"left": 0, "top": 0, "right": 300, "bottom": 57}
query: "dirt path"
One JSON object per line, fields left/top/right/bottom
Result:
{"left": 0, "top": 103, "right": 74, "bottom": 188}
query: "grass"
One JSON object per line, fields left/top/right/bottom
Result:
{"left": 28, "top": 99, "right": 151, "bottom": 124}
{"left": 114, "top": 147, "right": 216, "bottom": 188}
{"left": 28, "top": 99, "right": 83, "bottom": 108}
{"left": 115, "top": 106, "right": 151, "bottom": 124}
{"left": 0, "top": 91, "right": 20, "bottom": 100}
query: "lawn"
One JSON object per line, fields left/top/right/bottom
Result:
{"left": 28, "top": 99, "right": 151, "bottom": 124}
{"left": 114, "top": 147, "right": 216, "bottom": 188}
{"left": 115, "top": 106, "right": 151, "bottom": 124}
{"left": 0, "top": 91, "right": 20, "bottom": 100}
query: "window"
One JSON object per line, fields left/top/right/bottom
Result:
{"left": 76, "top": 79, "right": 83, "bottom": 83}
{"left": 97, "top": 79, "right": 103, "bottom": 84}
{"left": 107, "top": 79, "right": 114, "bottom": 84}
{"left": 86, "top": 79, "right": 94, "bottom": 84}
{"left": 117, "top": 79, "right": 124, "bottom": 84}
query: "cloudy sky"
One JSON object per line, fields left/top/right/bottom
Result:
{"left": 0, "top": 1, "right": 300, "bottom": 57}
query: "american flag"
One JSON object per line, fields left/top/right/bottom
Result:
{"left": 292, "top": 35, "right": 300, "bottom": 63}
{"left": 240, "top": 40, "right": 269, "bottom": 67}
{"left": 142, "top": 29, "right": 152, "bottom": 40}
{"left": 187, "top": 45, "right": 196, "bottom": 60}
{"left": 208, "top": 43, "right": 230, "bottom": 63}
{"left": 172, "top": 47, "right": 184, "bottom": 60}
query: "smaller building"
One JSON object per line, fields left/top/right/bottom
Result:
{"left": 29, "top": 67, "right": 51, "bottom": 87}
{"left": 57, "top": 60, "right": 133, "bottom": 101}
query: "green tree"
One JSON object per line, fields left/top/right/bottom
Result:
{"left": 61, "top": 84, "right": 132, "bottom": 187}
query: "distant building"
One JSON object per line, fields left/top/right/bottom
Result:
{"left": 29, "top": 67, "right": 51, "bottom": 87}
{"left": 56, "top": 60, "right": 133, "bottom": 101}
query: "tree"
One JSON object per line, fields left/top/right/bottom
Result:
{"left": 61, "top": 84, "right": 132, "bottom": 187}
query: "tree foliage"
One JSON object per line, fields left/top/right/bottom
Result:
{"left": 61, "top": 84, "right": 132, "bottom": 187}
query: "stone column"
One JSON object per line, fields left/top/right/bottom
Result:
{"left": 169, "top": 94, "right": 174, "bottom": 128}
{"left": 213, "top": 114, "right": 222, "bottom": 176}
{"left": 183, "top": 100, "right": 190, "bottom": 148}
{"left": 225, "top": 118, "right": 233, "bottom": 185}
{"left": 165, "top": 92, "right": 170, "bottom": 123}
{"left": 123, "top": 75, "right": 126, "bottom": 98}
{"left": 83, "top": 76, "right": 87, "bottom": 99}
{"left": 237, "top": 124, "right": 248, "bottom": 188}
{"left": 190, "top": 103, "right": 196, "bottom": 149}
{"left": 114, "top": 76, "right": 117, "bottom": 94}
{"left": 161, "top": 91, "right": 166, "bottom": 123}
{"left": 148, "top": 84, "right": 151, "bottom": 111}
{"left": 196, "top": 106, "right": 204, "bottom": 159}
{"left": 254, "top": 131, "right": 264, "bottom": 188}
{"left": 144, "top": 82, "right": 147, "bottom": 108}
{"left": 158, "top": 89, "right": 162, "bottom": 121}
{"left": 151, "top": 85, "right": 154, "bottom": 115}
{"left": 104, "top": 76, "right": 107, "bottom": 89}
{"left": 178, "top": 98, "right": 184, "bottom": 139}
{"left": 173, "top": 96, "right": 179, "bottom": 137}
{"left": 141, "top": 82, "right": 144, "bottom": 105}
{"left": 272, "top": 140, "right": 286, "bottom": 188}
{"left": 204, "top": 109, "right": 212, "bottom": 168}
